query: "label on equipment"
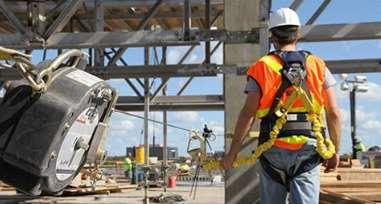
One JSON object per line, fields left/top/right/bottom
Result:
{"left": 56, "top": 108, "right": 99, "bottom": 181}
{"left": 66, "top": 70, "right": 103, "bottom": 87}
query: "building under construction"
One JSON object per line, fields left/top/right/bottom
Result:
{"left": 0, "top": 0, "right": 379, "bottom": 203}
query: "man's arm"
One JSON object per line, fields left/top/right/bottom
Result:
{"left": 221, "top": 91, "right": 260, "bottom": 169}
{"left": 324, "top": 86, "right": 342, "bottom": 172}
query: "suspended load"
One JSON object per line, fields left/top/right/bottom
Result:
{"left": 0, "top": 47, "right": 118, "bottom": 195}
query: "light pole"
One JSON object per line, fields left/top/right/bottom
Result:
{"left": 340, "top": 74, "right": 369, "bottom": 159}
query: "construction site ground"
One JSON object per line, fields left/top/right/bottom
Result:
{"left": 0, "top": 184, "right": 224, "bottom": 204}
{"left": 0, "top": 166, "right": 381, "bottom": 204}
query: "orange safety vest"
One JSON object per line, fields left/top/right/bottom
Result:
{"left": 247, "top": 52, "right": 327, "bottom": 150}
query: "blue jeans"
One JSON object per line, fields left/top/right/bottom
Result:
{"left": 259, "top": 144, "right": 320, "bottom": 204}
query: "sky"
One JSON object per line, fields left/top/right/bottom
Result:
{"left": 25, "top": 0, "right": 381, "bottom": 157}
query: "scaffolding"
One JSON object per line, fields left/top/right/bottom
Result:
{"left": 0, "top": 0, "right": 380, "bottom": 203}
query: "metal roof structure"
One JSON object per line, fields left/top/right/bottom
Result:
{"left": 0, "top": 0, "right": 379, "bottom": 111}
{"left": 0, "top": 1, "right": 380, "bottom": 203}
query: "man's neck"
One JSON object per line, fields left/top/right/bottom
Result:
{"left": 279, "top": 44, "right": 297, "bottom": 51}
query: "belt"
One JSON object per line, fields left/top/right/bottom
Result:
{"left": 258, "top": 113, "right": 324, "bottom": 146}
{"left": 282, "top": 121, "right": 312, "bottom": 131}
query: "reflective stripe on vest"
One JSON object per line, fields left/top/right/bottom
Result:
{"left": 274, "top": 135, "right": 310, "bottom": 150}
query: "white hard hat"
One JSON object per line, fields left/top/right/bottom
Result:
{"left": 269, "top": 8, "right": 301, "bottom": 30}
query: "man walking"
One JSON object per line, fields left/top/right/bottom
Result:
{"left": 222, "top": 8, "right": 341, "bottom": 204}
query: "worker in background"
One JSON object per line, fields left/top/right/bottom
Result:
{"left": 178, "top": 159, "right": 191, "bottom": 176}
{"left": 221, "top": 8, "right": 341, "bottom": 204}
{"left": 354, "top": 139, "right": 366, "bottom": 159}
{"left": 123, "top": 152, "right": 133, "bottom": 180}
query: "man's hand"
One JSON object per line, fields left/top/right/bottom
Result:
{"left": 323, "top": 153, "right": 340, "bottom": 173}
{"left": 221, "top": 154, "right": 236, "bottom": 170}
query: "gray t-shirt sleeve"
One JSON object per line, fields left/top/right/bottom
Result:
{"left": 244, "top": 67, "right": 336, "bottom": 94}
{"left": 324, "top": 67, "right": 336, "bottom": 89}
{"left": 244, "top": 78, "right": 261, "bottom": 93}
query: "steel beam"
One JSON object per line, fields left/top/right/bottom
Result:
{"left": 327, "top": 59, "right": 381, "bottom": 74}
{"left": 88, "top": 64, "right": 221, "bottom": 79}
{"left": 48, "top": 0, "right": 68, "bottom": 14}
{"left": 177, "top": 45, "right": 196, "bottom": 64}
{"left": 108, "top": 48, "right": 127, "bottom": 65}
{"left": 176, "top": 41, "right": 222, "bottom": 95}
{"left": 289, "top": 0, "right": 304, "bottom": 11}
{"left": 0, "top": 29, "right": 262, "bottom": 49}
{"left": 300, "top": 22, "right": 381, "bottom": 42}
{"left": 1, "top": 22, "right": 380, "bottom": 49}
{"left": 108, "top": 0, "right": 163, "bottom": 67}
{"left": 137, "top": 0, "right": 164, "bottom": 30}
{"left": 151, "top": 78, "right": 170, "bottom": 100}
{"left": 0, "top": 64, "right": 217, "bottom": 80}
{"left": 151, "top": 46, "right": 169, "bottom": 100}
{"left": 306, "top": 0, "right": 331, "bottom": 25}
{"left": 43, "top": 0, "right": 84, "bottom": 39}
{"left": 85, "top": 0, "right": 223, "bottom": 7}
{"left": 116, "top": 95, "right": 224, "bottom": 111}
{"left": 176, "top": 76, "right": 193, "bottom": 95}
{"left": 45, "top": 31, "right": 198, "bottom": 49}
{"left": 0, "top": 9, "right": 224, "bottom": 23}
{"left": 210, "top": 10, "right": 223, "bottom": 27}
{"left": 5, "top": 0, "right": 223, "bottom": 15}
{"left": 103, "top": 50, "right": 143, "bottom": 98}
{"left": 0, "top": 0, "right": 26, "bottom": 34}
{"left": 1, "top": 58, "right": 381, "bottom": 81}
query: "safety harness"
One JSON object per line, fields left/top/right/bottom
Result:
{"left": 258, "top": 50, "right": 322, "bottom": 190}
{"left": 259, "top": 50, "right": 317, "bottom": 145}
{"left": 199, "top": 51, "right": 336, "bottom": 182}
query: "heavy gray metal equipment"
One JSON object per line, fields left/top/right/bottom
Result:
{"left": 0, "top": 47, "right": 118, "bottom": 195}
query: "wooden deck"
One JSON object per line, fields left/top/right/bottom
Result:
{"left": 0, "top": 167, "right": 380, "bottom": 203}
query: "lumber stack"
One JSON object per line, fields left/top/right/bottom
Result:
{"left": 320, "top": 167, "right": 381, "bottom": 203}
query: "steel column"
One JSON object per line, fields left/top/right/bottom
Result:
{"left": 205, "top": 0, "right": 211, "bottom": 64}
{"left": 184, "top": 0, "right": 192, "bottom": 40}
{"left": 94, "top": 0, "right": 104, "bottom": 66}
{"left": 350, "top": 90, "right": 359, "bottom": 159}
{"left": 162, "top": 45, "right": 168, "bottom": 192}
{"left": 143, "top": 47, "right": 150, "bottom": 204}
{"left": 27, "top": 1, "right": 47, "bottom": 35}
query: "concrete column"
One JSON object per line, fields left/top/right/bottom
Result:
{"left": 224, "top": 0, "right": 270, "bottom": 203}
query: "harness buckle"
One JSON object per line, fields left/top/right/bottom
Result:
{"left": 283, "top": 64, "right": 306, "bottom": 86}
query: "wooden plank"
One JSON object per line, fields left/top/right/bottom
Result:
{"left": 342, "top": 192, "right": 381, "bottom": 202}
{"left": 62, "top": 185, "right": 122, "bottom": 196}
{"left": 321, "top": 182, "right": 381, "bottom": 188}
{"left": 0, "top": 181, "right": 15, "bottom": 192}
{"left": 320, "top": 189, "right": 376, "bottom": 204}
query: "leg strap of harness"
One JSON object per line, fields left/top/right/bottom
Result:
{"left": 260, "top": 151, "right": 322, "bottom": 192}
{"left": 260, "top": 156, "right": 290, "bottom": 191}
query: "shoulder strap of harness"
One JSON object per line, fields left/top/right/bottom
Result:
{"left": 265, "top": 50, "right": 311, "bottom": 118}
